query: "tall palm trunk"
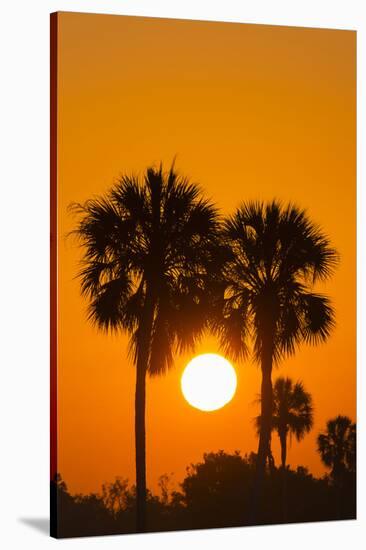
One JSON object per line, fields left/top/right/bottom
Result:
{"left": 279, "top": 428, "right": 288, "bottom": 522}
{"left": 251, "top": 334, "right": 273, "bottom": 522}
{"left": 257, "top": 363, "right": 273, "bottom": 476}
{"left": 134, "top": 291, "right": 154, "bottom": 533}
{"left": 135, "top": 361, "right": 147, "bottom": 533}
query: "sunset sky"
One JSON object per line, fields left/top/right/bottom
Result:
{"left": 56, "top": 12, "right": 356, "bottom": 495}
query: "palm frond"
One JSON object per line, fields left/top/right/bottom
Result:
{"left": 219, "top": 200, "right": 337, "bottom": 365}
{"left": 149, "top": 301, "right": 174, "bottom": 376}
{"left": 255, "top": 376, "right": 314, "bottom": 445}
{"left": 300, "top": 293, "right": 335, "bottom": 344}
{"left": 87, "top": 276, "right": 132, "bottom": 332}
{"left": 70, "top": 161, "right": 224, "bottom": 376}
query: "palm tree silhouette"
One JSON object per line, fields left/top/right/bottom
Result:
{"left": 255, "top": 376, "right": 313, "bottom": 521}
{"left": 317, "top": 415, "right": 356, "bottom": 519}
{"left": 317, "top": 415, "right": 356, "bottom": 482}
{"left": 255, "top": 377, "right": 314, "bottom": 469}
{"left": 213, "top": 201, "right": 337, "bottom": 519}
{"left": 70, "top": 163, "right": 222, "bottom": 532}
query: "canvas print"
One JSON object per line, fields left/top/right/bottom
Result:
{"left": 50, "top": 12, "right": 356, "bottom": 538}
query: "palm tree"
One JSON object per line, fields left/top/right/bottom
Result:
{"left": 213, "top": 200, "right": 337, "bottom": 517}
{"left": 255, "top": 376, "right": 313, "bottom": 522}
{"left": 317, "top": 415, "right": 356, "bottom": 483}
{"left": 317, "top": 415, "right": 356, "bottom": 519}
{"left": 70, "top": 163, "right": 222, "bottom": 532}
{"left": 255, "top": 377, "right": 314, "bottom": 469}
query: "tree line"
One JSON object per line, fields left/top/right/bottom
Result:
{"left": 53, "top": 411, "right": 356, "bottom": 537}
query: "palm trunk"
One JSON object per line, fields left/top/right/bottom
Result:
{"left": 251, "top": 339, "right": 273, "bottom": 523}
{"left": 135, "top": 360, "right": 147, "bottom": 533}
{"left": 257, "top": 365, "right": 273, "bottom": 471}
{"left": 280, "top": 430, "right": 287, "bottom": 469}
{"left": 279, "top": 429, "right": 288, "bottom": 522}
{"left": 134, "top": 292, "right": 154, "bottom": 533}
{"left": 333, "top": 465, "right": 344, "bottom": 520}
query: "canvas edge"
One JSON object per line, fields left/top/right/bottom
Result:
{"left": 50, "top": 10, "right": 59, "bottom": 540}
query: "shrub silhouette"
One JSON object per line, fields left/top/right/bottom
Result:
{"left": 53, "top": 445, "right": 356, "bottom": 537}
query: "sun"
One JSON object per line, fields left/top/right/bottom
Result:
{"left": 181, "top": 353, "right": 237, "bottom": 412}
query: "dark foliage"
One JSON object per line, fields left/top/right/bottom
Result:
{"left": 317, "top": 415, "right": 356, "bottom": 518}
{"left": 255, "top": 376, "right": 314, "bottom": 467}
{"left": 53, "top": 448, "right": 356, "bottom": 538}
{"left": 70, "top": 163, "right": 225, "bottom": 375}
{"left": 213, "top": 200, "right": 338, "bottom": 365}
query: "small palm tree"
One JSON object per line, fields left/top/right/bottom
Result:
{"left": 317, "top": 415, "right": 356, "bottom": 519}
{"left": 317, "top": 415, "right": 356, "bottom": 483}
{"left": 213, "top": 201, "right": 337, "bottom": 516}
{"left": 255, "top": 377, "right": 313, "bottom": 522}
{"left": 256, "top": 377, "right": 314, "bottom": 469}
{"left": 70, "top": 163, "right": 222, "bottom": 532}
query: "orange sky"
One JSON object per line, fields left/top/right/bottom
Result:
{"left": 56, "top": 12, "right": 356, "bottom": 495}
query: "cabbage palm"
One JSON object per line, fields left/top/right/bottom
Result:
{"left": 255, "top": 376, "right": 313, "bottom": 522}
{"left": 317, "top": 415, "right": 356, "bottom": 519}
{"left": 317, "top": 415, "right": 356, "bottom": 482}
{"left": 256, "top": 377, "right": 314, "bottom": 469}
{"left": 70, "top": 164, "right": 222, "bottom": 532}
{"left": 214, "top": 201, "right": 337, "bottom": 516}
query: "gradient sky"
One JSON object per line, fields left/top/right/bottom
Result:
{"left": 56, "top": 12, "right": 356, "bottom": 495}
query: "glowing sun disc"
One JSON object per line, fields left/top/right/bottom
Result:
{"left": 181, "top": 353, "right": 237, "bottom": 411}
